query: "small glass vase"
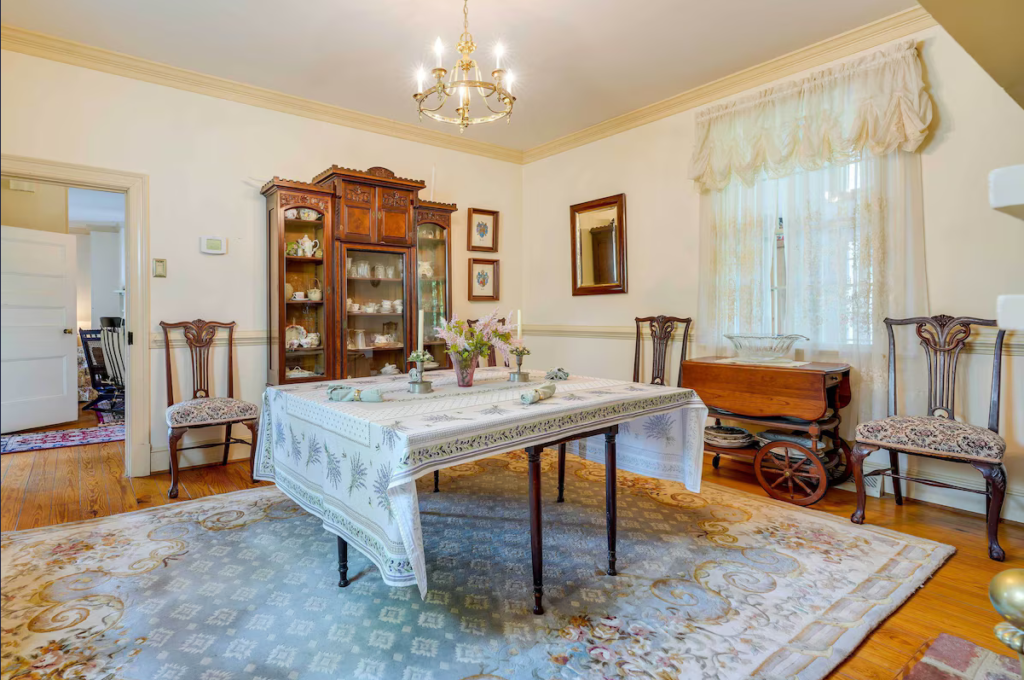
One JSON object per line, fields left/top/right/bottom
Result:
{"left": 449, "top": 352, "right": 480, "bottom": 387}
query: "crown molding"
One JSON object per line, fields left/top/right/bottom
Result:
{"left": 0, "top": 24, "right": 524, "bottom": 165}
{"left": 2, "top": 8, "right": 936, "bottom": 168}
{"left": 521, "top": 6, "right": 938, "bottom": 164}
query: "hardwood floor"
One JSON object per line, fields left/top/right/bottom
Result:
{"left": 0, "top": 445, "right": 1017, "bottom": 677}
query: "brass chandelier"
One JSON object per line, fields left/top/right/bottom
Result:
{"left": 413, "top": 0, "right": 515, "bottom": 131}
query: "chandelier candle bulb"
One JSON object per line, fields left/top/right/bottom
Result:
{"left": 434, "top": 38, "right": 443, "bottom": 68}
{"left": 495, "top": 43, "right": 503, "bottom": 69}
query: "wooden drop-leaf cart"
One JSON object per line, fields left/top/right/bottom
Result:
{"left": 681, "top": 357, "right": 853, "bottom": 505}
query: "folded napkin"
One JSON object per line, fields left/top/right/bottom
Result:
{"left": 545, "top": 367, "right": 569, "bottom": 381}
{"left": 327, "top": 386, "right": 384, "bottom": 402}
{"left": 521, "top": 382, "right": 557, "bottom": 405}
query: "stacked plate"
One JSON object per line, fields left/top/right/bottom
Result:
{"left": 704, "top": 426, "right": 754, "bottom": 448}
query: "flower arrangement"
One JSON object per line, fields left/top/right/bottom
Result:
{"left": 434, "top": 310, "right": 521, "bottom": 386}
{"left": 407, "top": 349, "right": 433, "bottom": 363}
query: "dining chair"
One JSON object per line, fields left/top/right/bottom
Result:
{"left": 160, "top": 319, "right": 260, "bottom": 499}
{"left": 850, "top": 315, "right": 1008, "bottom": 560}
{"left": 634, "top": 315, "right": 693, "bottom": 386}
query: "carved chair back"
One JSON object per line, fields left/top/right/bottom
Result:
{"left": 633, "top": 316, "right": 692, "bottom": 386}
{"left": 467, "top": 317, "right": 509, "bottom": 368}
{"left": 885, "top": 315, "right": 1005, "bottom": 432}
{"left": 160, "top": 319, "right": 237, "bottom": 408}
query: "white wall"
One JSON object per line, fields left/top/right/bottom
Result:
{"left": 74, "top": 233, "right": 92, "bottom": 329}
{"left": 521, "top": 27, "right": 1024, "bottom": 519}
{"left": 89, "top": 230, "right": 123, "bottom": 326}
{"left": 1, "top": 49, "right": 524, "bottom": 469}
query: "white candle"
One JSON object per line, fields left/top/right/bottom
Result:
{"left": 495, "top": 43, "right": 504, "bottom": 70}
{"left": 418, "top": 309, "right": 424, "bottom": 353}
{"left": 434, "top": 38, "right": 443, "bottom": 68}
{"left": 505, "top": 71, "right": 515, "bottom": 94}
{"left": 517, "top": 309, "right": 522, "bottom": 340}
{"left": 416, "top": 68, "right": 425, "bottom": 94}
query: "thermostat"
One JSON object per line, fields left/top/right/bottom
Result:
{"left": 200, "top": 236, "right": 228, "bottom": 254}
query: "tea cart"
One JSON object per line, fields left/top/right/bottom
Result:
{"left": 681, "top": 357, "right": 853, "bottom": 505}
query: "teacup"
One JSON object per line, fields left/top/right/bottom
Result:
{"left": 381, "top": 302, "right": 393, "bottom": 312}
{"left": 284, "top": 208, "right": 299, "bottom": 220}
{"left": 349, "top": 303, "right": 361, "bottom": 312}
{"left": 292, "top": 291, "right": 307, "bottom": 300}
{"left": 364, "top": 303, "right": 379, "bottom": 313}
{"left": 299, "top": 208, "right": 320, "bottom": 221}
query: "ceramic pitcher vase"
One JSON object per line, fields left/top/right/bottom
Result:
{"left": 449, "top": 352, "right": 480, "bottom": 387}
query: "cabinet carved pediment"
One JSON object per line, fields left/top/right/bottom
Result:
{"left": 279, "top": 192, "right": 329, "bottom": 212}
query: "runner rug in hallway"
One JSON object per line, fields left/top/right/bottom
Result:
{"left": 0, "top": 451, "right": 954, "bottom": 680}
{"left": 0, "top": 424, "right": 125, "bottom": 454}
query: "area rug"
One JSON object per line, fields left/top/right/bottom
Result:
{"left": 0, "top": 451, "right": 953, "bottom": 680}
{"left": 0, "top": 424, "right": 124, "bottom": 454}
{"left": 903, "top": 634, "right": 1020, "bottom": 680}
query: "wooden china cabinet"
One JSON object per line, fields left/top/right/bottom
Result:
{"left": 262, "top": 167, "right": 454, "bottom": 384}
{"left": 414, "top": 200, "right": 456, "bottom": 371}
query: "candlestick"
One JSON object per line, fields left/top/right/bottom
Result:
{"left": 434, "top": 37, "right": 443, "bottom": 69}
{"left": 418, "top": 310, "right": 424, "bottom": 353}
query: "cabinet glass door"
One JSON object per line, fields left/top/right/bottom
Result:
{"left": 416, "top": 223, "right": 450, "bottom": 370}
{"left": 344, "top": 247, "right": 407, "bottom": 378}
{"left": 283, "top": 208, "right": 327, "bottom": 380}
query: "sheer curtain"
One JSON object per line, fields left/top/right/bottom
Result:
{"left": 691, "top": 40, "right": 931, "bottom": 427}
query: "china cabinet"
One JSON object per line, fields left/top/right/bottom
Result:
{"left": 262, "top": 167, "right": 454, "bottom": 384}
{"left": 414, "top": 200, "right": 456, "bottom": 371}
{"left": 261, "top": 178, "right": 334, "bottom": 385}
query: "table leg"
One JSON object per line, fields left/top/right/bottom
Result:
{"left": 556, "top": 443, "right": 566, "bottom": 503}
{"left": 337, "top": 536, "right": 350, "bottom": 588}
{"left": 527, "top": 445, "right": 544, "bottom": 615}
{"left": 605, "top": 427, "right": 618, "bottom": 576}
{"left": 433, "top": 470, "right": 440, "bottom": 493}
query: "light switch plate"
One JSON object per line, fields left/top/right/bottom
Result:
{"left": 153, "top": 258, "right": 167, "bottom": 277}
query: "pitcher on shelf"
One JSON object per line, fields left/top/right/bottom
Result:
{"left": 297, "top": 235, "right": 320, "bottom": 258}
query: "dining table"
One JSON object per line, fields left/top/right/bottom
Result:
{"left": 253, "top": 367, "right": 708, "bottom": 614}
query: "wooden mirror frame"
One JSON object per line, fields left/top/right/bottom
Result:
{"left": 569, "top": 193, "right": 628, "bottom": 296}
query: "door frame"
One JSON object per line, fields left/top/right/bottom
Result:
{"left": 2, "top": 154, "right": 152, "bottom": 477}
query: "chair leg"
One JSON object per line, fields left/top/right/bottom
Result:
{"left": 433, "top": 470, "right": 440, "bottom": 493}
{"left": 243, "top": 419, "right": 259, "bottom": 483}
{"left": 222, "top": 422, "right": 232, "bottom": 466}
{"left": 556, "top": 444, "right": 566, "bottom": 503}
{"left": 888, "top": 449, "right": 903, "bottom": 505}
{"left": 168, "top": 427, "right": 186, "bottom": 499}
{"left": 850, "top": 442, "right": 877, "bottom": 524}
{"left": 973, "top": 461, "right": 1007, "bottom": 562}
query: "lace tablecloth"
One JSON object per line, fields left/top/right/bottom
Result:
{"left": 254, "top": 368, "right": 707, "bottom": 595}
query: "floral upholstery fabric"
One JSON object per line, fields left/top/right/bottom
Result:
{"left": 856, "top": 415, "right": 1005, "bottom": 461}
{"left": 166, "top": 397, "right": 259, "bottom": 428}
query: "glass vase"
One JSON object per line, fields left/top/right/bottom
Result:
{"left": 449, "top": 352, "right": 480, "bottom": 387}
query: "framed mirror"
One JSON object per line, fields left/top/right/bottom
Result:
{"left": 570, "top": 193, "right": 627, "bottom": 296}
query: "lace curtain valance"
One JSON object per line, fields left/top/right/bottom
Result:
{"left": 689, "top": 40, "right": 933, "bottom": 193}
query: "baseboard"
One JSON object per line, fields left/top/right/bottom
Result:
{"left": 150, "top": 433, "right": 253, "bottom": 473}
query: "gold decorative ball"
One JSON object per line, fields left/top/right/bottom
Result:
{"left": 990, "top": 569, "right": 1024, "bottom": 629}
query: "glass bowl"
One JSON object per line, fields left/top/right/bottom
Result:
{"left": 724, "top": 334, "right": 808, "bottom": 362}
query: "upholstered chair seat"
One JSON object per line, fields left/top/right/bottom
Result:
{"left": 856, "top": 415, "right": 1005, "bottom": 462}
{"left": 166, "top": 397, "right": 260, "bottom": 428}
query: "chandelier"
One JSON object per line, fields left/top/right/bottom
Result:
{"left": 413, "top": 0, "right": 516, "bottom": 131}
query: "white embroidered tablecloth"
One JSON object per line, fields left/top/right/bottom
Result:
{"left": 254, "top": 368, "right": 708, "bottom": 596}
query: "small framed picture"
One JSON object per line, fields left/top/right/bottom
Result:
{"left": 468, "top": 258, "right": 500, "bottom": 301}
{"left": 467, "top": 208, "right": 499, "bottom": 252}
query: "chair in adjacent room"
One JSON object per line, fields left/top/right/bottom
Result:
{"left": 850, "top": 315, "right": 1008, "bottom": 560}
{"left": 160, "top": 319, "right": 260, "bottom": 498}
{"left": 79, "top": 317, "right": 127, "bottom": 415}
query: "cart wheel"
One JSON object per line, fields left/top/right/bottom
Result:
{"left": 754, "top": 442, "right": 828, "bottom": 506}
{"left": 823, "top": 437, "right": 853, "bottom": 486}
{"left": 712, "top": 454, "right": 721, "bottom": 469}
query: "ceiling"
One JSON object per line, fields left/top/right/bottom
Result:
{"left": 1, "top": 0, "right": 917, "bottom": 151}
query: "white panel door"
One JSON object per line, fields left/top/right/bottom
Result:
{"left": 1, "top": 225, "right": 78, "bottom": 433}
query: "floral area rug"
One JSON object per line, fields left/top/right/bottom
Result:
{"left": 0, "top": 425, "right": 124, "bottom": 454}
{"left": 904, "top": 634, "right": 1020, "bottom": 680}
{"left": 0, "top": 451, "right": 953, "bottom": 680}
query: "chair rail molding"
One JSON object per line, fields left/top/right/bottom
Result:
{"left": 3, "top": 7, "right": 936, "bottom": 167}
{"left": 1, "top": 153, "right": 152, "bottom": 477}
{"left": 150, "top": 329, "right": 268, "bottom": 349}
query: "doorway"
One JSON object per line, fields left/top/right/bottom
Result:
{"left": 0, "top": 155, "right": 151, "bottom": 477}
